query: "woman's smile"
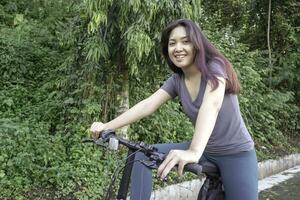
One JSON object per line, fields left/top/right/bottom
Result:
{"left": 174, "top": 54, "right": 187, "bottom": 59}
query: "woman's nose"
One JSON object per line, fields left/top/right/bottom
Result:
{"left": 175, "top": 43, "right": 183, "bottom": 52}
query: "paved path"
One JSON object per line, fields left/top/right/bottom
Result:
{"left": 259, "top": 166, "right": 300, "bottom": 200}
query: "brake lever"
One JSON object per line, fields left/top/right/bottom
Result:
{"left": 141, "top": 151, "right": 165, "bottom": 169}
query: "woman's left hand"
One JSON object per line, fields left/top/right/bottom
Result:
{"left": 157, "top": 149, "right": 201, "bottom": 180}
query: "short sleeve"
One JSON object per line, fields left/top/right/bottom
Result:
{"left": 209, "top": 59, "right": 228, "bottom": 79}
{"left": 160, "top": 74, "right": 179, "bottom": 98}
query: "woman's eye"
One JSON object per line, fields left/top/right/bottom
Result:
{"left": 168, "top": 42, "right": 175, "bottom": 46}
{"left": 183, "top": 40, "right": 189, "bottom": 44}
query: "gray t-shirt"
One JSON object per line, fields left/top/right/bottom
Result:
{"left": 161, "top": 60, "right": 254, "bottom": 155}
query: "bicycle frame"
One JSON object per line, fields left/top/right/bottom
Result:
{"left": 83, "top": 130, "right": 225, "bottom": 200}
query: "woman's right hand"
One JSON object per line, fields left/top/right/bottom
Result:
{"left": 90, "top": 122, "right": 107, "bottom": 140}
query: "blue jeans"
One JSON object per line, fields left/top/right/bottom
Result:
{"left": 130, "top": 142, "right": 258, "bottom": 200}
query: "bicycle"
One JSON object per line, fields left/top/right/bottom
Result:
{"left": 83, "top": 130, "right": 225, "bottom": 200}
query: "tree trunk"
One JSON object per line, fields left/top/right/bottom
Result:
{"left": 116, "top": 51, "right": 129, "bottom": 139}
{"left": 267, "top": 0, "right": 272, "bottom": 88}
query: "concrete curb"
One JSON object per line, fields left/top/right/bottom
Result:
{"left": 150, "top": 153, "right": 300, "bottom": 200}
{"left": 258, "top": 154, "right": 300, "bottom": 179}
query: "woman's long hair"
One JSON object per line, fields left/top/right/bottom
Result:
{"left": 161, "top": 19, "right": 240, "bottom": 94}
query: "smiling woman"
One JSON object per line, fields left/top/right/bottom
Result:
{"left": 91, "top": 19, "right": 258, "bottom": 200}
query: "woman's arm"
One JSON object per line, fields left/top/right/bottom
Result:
{"left": 188, "top": 77, "right": 226, "bottom": 157}
{"left": 157, "top": 77, "right": 226, "bottom": 179}
{"left": 91, "top": 89, "right": 172, "bottom": 137}
{"left": 105, "top": 89, "right": 171, "bottom": 129}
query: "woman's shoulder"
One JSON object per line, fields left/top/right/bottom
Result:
{"left": 160, "top": 73, "right": 183, "bottom": 98}
{"left": 161, "top": 73, "right": 182, "bottom": 88}
{"left": 208, "top": 57, "right": 226, "bottom": 68}
{"left": 168, "top": 72, "right": 182, "bottom": 81}
{"left": 208, "top": 57, "right": 228, "bottom": 78}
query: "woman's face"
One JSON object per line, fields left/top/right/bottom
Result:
{"left": 168, "top": 26, "right": 196, "bottom": 70}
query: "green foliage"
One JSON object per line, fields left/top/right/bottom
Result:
{"left": 0, "top": 0, "right": 299, "bottom": 199}
{"left": 0, "top": 119, "right": 119, "bottom": 199}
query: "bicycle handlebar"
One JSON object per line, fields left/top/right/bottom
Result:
{"left": 83, "top": 130, "right": 218, "bottom": 176}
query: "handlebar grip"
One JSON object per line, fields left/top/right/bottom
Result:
{"left": 184, "top": 163, "right": 203, "bottom": 175}
{"left": 199, "top": 161, "right": 219, "bottom": 174}
{"left": 101, "top": 129, "right": 116, "bottom": 141}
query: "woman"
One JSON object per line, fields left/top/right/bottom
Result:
{"left": 91, "top": 19, "right": 258, "bottom": 200}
